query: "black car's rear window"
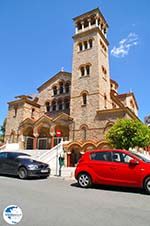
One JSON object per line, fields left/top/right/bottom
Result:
{"left": 7, "top": 152, "right": 30, "bottom": 159}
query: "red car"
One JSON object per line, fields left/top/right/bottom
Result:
{"left": 75, "top": 149, "right": 150, "bottom": 193}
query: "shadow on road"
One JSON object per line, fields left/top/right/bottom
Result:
{"left": 70, "top": 182, "right": 147, "bottom": 195}
{"left": 0, "top": 174, "right": 48, "bottom": 180}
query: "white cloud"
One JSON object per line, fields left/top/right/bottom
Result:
{"left": 111, "top": 33, "right": 138, "bottom": 58}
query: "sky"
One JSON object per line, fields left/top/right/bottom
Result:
{"left": 0, "top": 0, "right": 150, "bottom": 125}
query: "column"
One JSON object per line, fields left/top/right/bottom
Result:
{"left": 75, "top": 25, "right": 78, "bottom": 34}
{"left": 87, "top": 41, "right": 90, "bottom": 49}
{"left": 67, "top": 152, "right": 71, "bottom": 167}
{"left": 33, "top": 136, "right": 38, "bottom": 149}
{"left": 51, "top": 136, "right": 55, "bottom": 148}
{"left": 19, "top": 134, "right": 25, "bottom": 150}
{"left": 95, "top": 17, "right": 99, "bottom": 27}
{"left": 88, "top": 18, "right": 91, "bottom": 28}
{"left": 56, "top": 101, "right": 59, "bottom": 111}
{"left": 33, "top": 131, "right": 39, "bottom": 150}
{"left": 62, "top": 100, "right": 65, "bottom": 110}
{"left": 50, "top": 125, "right": 56, "bottom": 148}
{"left": 81, "top": 21, "right": 84, "bottom": 31}
{"left": 85, "top": 66, "right": 87, "bottom": 76}
{"left": 104, "top": 26, "right": 107, "bottom": 38}
{"left": 98, "top": 18, "right": 101, "bottom": 29}
{"left": 82, "top": 42, "right": 85, "bottom": 51}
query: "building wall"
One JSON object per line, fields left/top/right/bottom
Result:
{"left": 69, "top": 110, "right": 130, "bottom": 142}
{"left": 5, "top": 102, "right": 40, "bottom": 143}
{"left": 70, "top": 26, "right": 112, "bottom": 139}
{"left": 38, "top": 73, "right": 71, "bottom": 115}
{"left": 5, "top": 103, "right": 24, "bottom": 142}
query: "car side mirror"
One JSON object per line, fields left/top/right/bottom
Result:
{"left": 129, "top": 159, "right": 139, "bottom": 165}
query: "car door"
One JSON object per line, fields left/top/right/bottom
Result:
{"left": 3, "top": 153, "right": 19, "bottom": 175}
{"left": 0, "top": 152, "right": 8, "bottom": 174}
{"left": 110, "top": 151, "right": 142, "bottom": 186}
{"left": 90, "top": 151, "right": 115, "bottom": 185}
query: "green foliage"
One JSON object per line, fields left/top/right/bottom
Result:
{"left": 106, "top": 119, "right": 150, "bottom": 150}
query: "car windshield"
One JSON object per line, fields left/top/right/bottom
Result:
{"left": 6, "top": 152, "right": 30, "bottom": 159}
{"left": 132, "top": 152, "right": 150, "bottom": 163}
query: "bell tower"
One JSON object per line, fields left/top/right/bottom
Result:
{"left": 70, "top": 8, "right": 112, "bottom": 141}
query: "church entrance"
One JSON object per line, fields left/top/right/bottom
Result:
{"left": 38, "top": 138, "right": 49, "bottom": 149}
{"left": 37, "top": 127, "right": 50, "bottom": 149}
{"left": 25, "top": 136, "right": 34, "bottom": 149}
{"left": 23, "top": 127, "right": 34, "bottom": 149}
{"left": 67, "top": 145, "right": 82, "bottom": 167}
{"left": 70, "top": 149, "right": 81, "bottom": 166}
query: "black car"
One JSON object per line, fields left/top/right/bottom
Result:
{"left": 0, "top": 151, "right": 50, "bottom": 179}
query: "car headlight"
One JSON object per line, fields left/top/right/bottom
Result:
{"left": 27, "top": 164, "right": 39, "bottom": 170}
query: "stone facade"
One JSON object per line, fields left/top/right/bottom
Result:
{"left": 4, "top": 8, "right": 139, "bottom": 166}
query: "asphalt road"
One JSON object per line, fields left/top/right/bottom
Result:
{"left": 0, "top": 176, "right": 150, "bottom": 226}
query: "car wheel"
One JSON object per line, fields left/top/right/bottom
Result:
{"left": 144, "top": 177, "right": 150, "bottom": 194}
{"left": 18, "top": 167, "right": 28, "bottom": 179}
{"left": 78, "top": 173, "right": 92, "bottom": 188}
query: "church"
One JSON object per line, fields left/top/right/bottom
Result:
{"left": 4, "top": 8, "right": 139, "bottom": 167}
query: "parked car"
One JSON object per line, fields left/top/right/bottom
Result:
{"left": 0, "top": 151, "right": 50, "bottom": 179}
{"left": 75, "top": 149, "right": 150, "bottom": 194}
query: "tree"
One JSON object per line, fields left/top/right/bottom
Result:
{"left": 0, "top": 118, "right": 6, "bottom": 143}
{"left": 106, "top": 119, "right": 150, "bottom": 150}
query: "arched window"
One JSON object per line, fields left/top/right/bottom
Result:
{"left": 58, "top": 99, "right": 63, "bottom": 110}
{"left": 89, "top": 39, "right": 93, "bottom": 48}
{"left": 52, "top": 100, "right": 56, "bottom": 111}
{"left": 65, "top": 82, "right": 70, "bottom": 93}
{"left": 84, "top": 41, "right": 88, "bottom": 50}
{"left": 130, "top": 100, "right": 135, "bottom": 109}
{"left": 82, "top": 93, "right": 87, "bottom": 105}
{"left": 101, "top": 23, "right": 104, "bottom": 30}
{"left": 31, "top": 108, "right": 35, "bottom": 117}
{"left": 80, "top": 67, "right": 85, "bottom": 76}
{"left": 84, "top": 20, "right": 88, "bottom": 28}
{"left": 79, "top": 43, "right": 83, "bottom": 51}
{"left": 64, "top": 98, "right": 70, "bottom": 109}
{"left": 13, "top": 106, "right": 18, "bottom": 118}
{"left": 80, "top": 65, "right": 91, "bottom": 77}
{"left": 91, "top": 17, "right": 96, "bottom": 25}
{"left": 45, "top": 102, "right": 50, "bottom": 112}
{"left": 59, "top": 82, "right": 64, "bottom": 94}
{"left": 104, "top": 94, "right": 107, "bottom": 109}
{"left": 53, "top": 86, "right": 57, "bottom": 96}
{"left": 86, "top": 65, "right": 90, "bottom": 75}
{"left": 64, "top": 98, "right": 69, "bottom": 109}
{"left": 82, "top": 127, "right": 87, "bottom": 140}
{"left": 77, "top": 22, "right": 82, "bottom": 30}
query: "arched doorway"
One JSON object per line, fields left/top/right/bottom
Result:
{"left": 23, "top": 127, "right": 34, "bottom": 149}
{"left": 67, "top": 144, "right": 82, "bottom": 167}
{"left": 83, "top": 143, "right": 96, "bottom": 152}
{"left": 38, "top": 127, "right": 50, "bottom": 149}
{"left": 97, "top": 141, "right": 112, "bottom": 150}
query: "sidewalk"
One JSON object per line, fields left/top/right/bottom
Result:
{"left": 50, "top": 174, "right": 75, "bottom": 181}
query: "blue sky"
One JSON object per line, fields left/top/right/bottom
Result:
{"left": 0, "top": 0, "right": 149, "bottom": 125}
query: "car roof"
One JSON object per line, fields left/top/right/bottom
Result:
{"left": 86, "top": 149, "right": 128, "bottom": 154}
{"left": 0, "top": 151, "right": 30, "bottom": 155}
